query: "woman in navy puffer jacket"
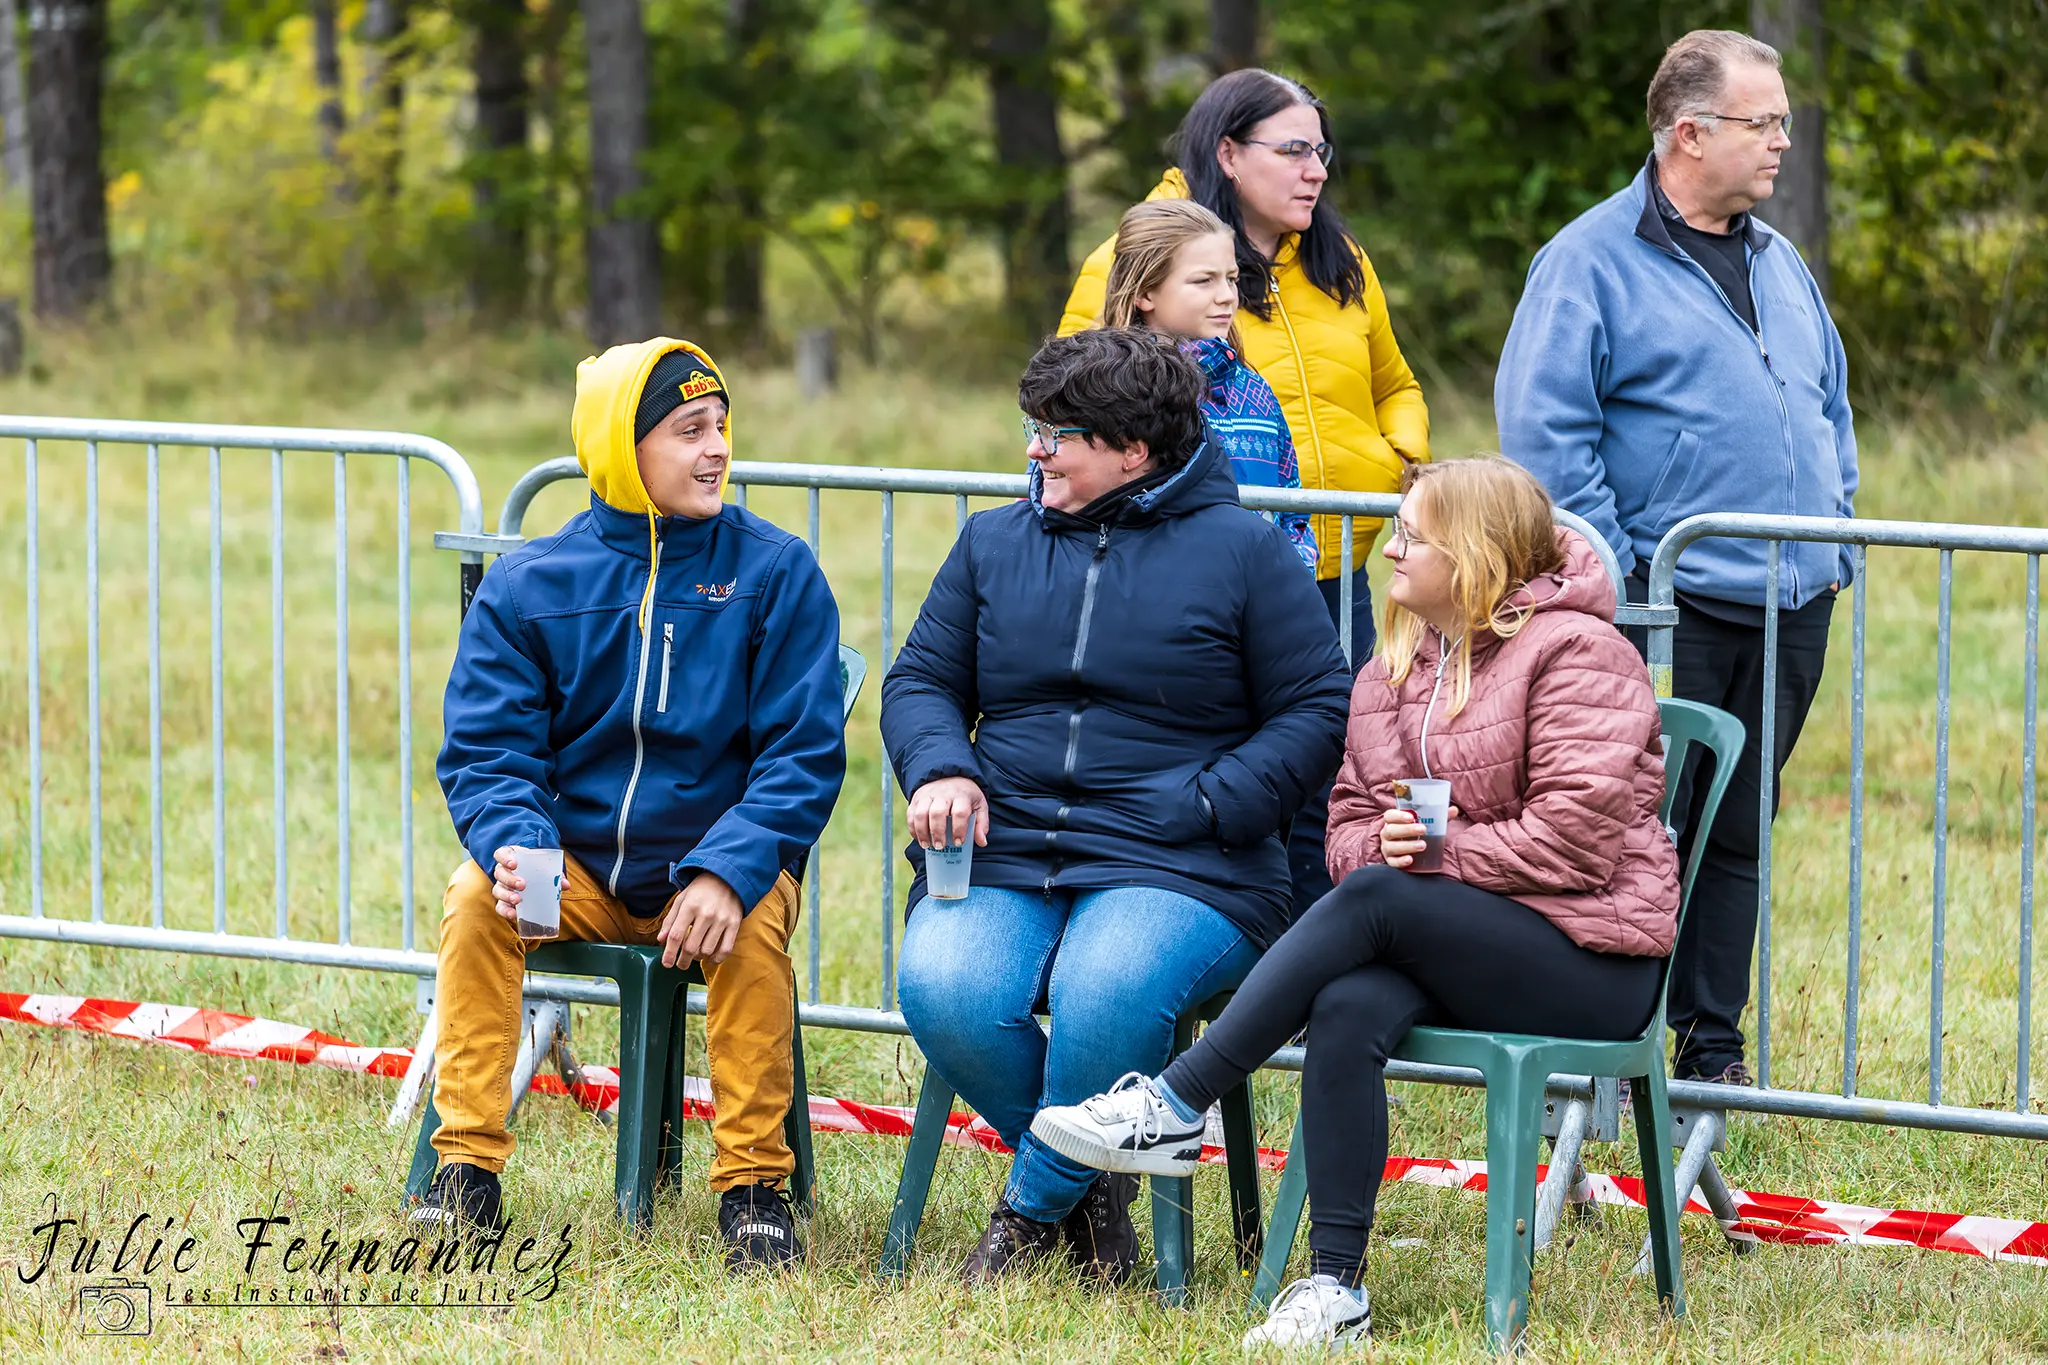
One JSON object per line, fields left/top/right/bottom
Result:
{"left": 881, "top": 328, "right": 1351, "bottom": 1284}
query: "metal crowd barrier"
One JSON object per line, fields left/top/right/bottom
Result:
{"left": 0, "top": 417, "right": 483, "bottom": 977}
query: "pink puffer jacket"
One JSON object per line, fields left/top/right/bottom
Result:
{"left": 1327, "top": 529, "right": 1679, "bottom": 955}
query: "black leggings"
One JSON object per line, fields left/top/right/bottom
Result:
{"left": 1160, "top": 864, "right": 1662, "bottom": 1286}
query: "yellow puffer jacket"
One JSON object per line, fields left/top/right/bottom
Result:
{"left": 1060, "top": 170, "right": 1430, "bottom": 578}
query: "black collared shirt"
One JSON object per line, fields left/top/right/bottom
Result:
{"left": 1651, "top": 170, "right": 1758, "bottom": 333}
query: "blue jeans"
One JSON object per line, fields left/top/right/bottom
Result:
{"left": 897, "top": 885, "right": 1260, "bottom": 1223}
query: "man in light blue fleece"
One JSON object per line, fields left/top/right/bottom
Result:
{"left": 1495, "top": 29, "right": 1856, "bottom": 1087}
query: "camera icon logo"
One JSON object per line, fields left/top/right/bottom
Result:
{"left": 78, "top": 1279, "right": 153, "bottom": 1336}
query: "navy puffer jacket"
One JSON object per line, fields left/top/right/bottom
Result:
{"left": 881, "top": 438, "right": 1351, "bottom": 947}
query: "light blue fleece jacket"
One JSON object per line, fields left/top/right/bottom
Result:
{"left": 1495, "top": 159, "right": 1858, "bottom": 610}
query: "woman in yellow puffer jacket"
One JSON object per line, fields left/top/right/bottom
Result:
{"left": 1061, "top": 67, "right": 1431, "bottom": 914}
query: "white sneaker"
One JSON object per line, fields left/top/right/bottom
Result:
{"left": 1029, "top": 1073, "right": 1207, "bottom": 1177}
{"left": 1241, "top": 1276, "right": 1371, "bottom": 1353}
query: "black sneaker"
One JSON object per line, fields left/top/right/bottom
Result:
{"left": 958, "top": 1202, "right": 1060, "bottom": 1284}
{"left": 719, "top": 1182, "right": 801, "bottom": 1273}
{"left": 1060, "top": 1172, "right": 1140, "bottom": 1286}
{"left": 410, "top": 1162, "right": 505, "bottom": 1232}
{"left": 1707, "top": 1061, "right": 1755, "bottom": 1088}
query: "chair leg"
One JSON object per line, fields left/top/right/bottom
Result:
{"left": 1479, "top": 1057, "right": 1545, "bottom": 1353}
{"left": 1151, "top": 1171, "right": 1196, "bottom": 1307}
{"left": 786, "top": 1011, "right": 816, "bottom": 1218}
{"left": 1252, "top": 1109, "right": 1307, "bottom": 1308}
{"left": 405, "top": 1095, "right": 442, "bottom": 1203}
{"left": 1220, "top": 1080, "right": 1264, "bottom": 1271}
{"left": 654, "top": 984, "right": 688, "bottom": 1192}
{"left": 1631, "top": 1069, "right": 1687, "bottom": 1318}
{"left": 879, "top": 1069, "right": 957, "bottom": 1278}
{"left": 613, "top": 963, "right": 676, "bottom": 1229}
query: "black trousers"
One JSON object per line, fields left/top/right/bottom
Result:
{"left": 1288, "top": 564, "right": 1376, "bottom": 915}
{"left": 1160, "top": 865, "right": 1660, "bottom": 1283}
{"left": 1627, "top": 586, "right": 1833, "bottom": 1078}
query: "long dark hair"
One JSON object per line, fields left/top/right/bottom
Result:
{"left": 1171, "top": 69, "right": 1367, "bottom": 322}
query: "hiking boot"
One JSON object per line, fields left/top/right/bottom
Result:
{"left": 1029, "top": 1073, "right": 1206, "bottom": 1178}
{"left": 958, "top": 1203, "right": 1060, "bottom": 1284}
{"left": 1705, "top": 1060, "right": 1755, "bottom": 1088}
{"left": 1241, "top": 1274, "right": 1371, "bottom": 1352}
{"left": 719, "top": 1182, "right": 802, "bottom": 1273}
{"left": 409, "top": 1161, "right": 505, "bottom": 1233}
{"left": 1059, "top": 1172, "right": 1140, "bottom": 1285}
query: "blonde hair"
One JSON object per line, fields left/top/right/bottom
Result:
{"left": 1101, "top": 200, "right": 1243, "bottom": 351}
{"left": 1379, "top": 457, "right": 1569, "bottom": 718}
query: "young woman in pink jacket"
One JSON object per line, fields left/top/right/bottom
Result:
{"left": 1031, "top": 457, "right": 1680, "bottom": 1349}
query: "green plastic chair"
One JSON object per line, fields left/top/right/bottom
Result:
{"left": 878, "top": 991, "right": 1267, "bottom": 1305}
{"left": 1251, "top": 697, "right": 1743, "bottom": 1350}
{"left": 404, "top": 644, "right": 867, "bottom": 1227}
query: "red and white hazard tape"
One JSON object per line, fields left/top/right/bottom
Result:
{"left": 7, "top": 991, "right": 2045, "bottom": 1268}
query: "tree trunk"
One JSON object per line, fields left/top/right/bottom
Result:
{"left": 469, "top": 0, "right": 530, "bottom": 319}
{"left": 1752, "top": 0, "right": 1828, "bottom": 296}
{"left": 986, "top": 1, "right": 1070, "bottom": 340}
{"left": 1209, "top": 0, "right": 1258, "bottom": 74}
{"left": 581, "top": 0, "right": 661, "bottom": 345}
{"left": 360, "top": 0, "right": 408, "bottom": 199}
{"left": 720, "top": 0, "right": 766, "bottom": 350}
{"left": 0, "top": 0, "right": 30, "bottom": 194}
{"left": 529, "top": 0, "right": 573, "bottom": 323}
{"left": 311, "top": 0, "right": 345, "bottom": 166}
{"left": 28, "top": 0, "right": 110, "bottom": 320}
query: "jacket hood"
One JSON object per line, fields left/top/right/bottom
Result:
{"left": 1513, "top": 527, "right": 1617, "bottom": 624}
{"left": 570, "top": 338, "right": 731, "bottom": 516}
{"left": 1029, "top": 436, "right": 1239, "bottom": 530}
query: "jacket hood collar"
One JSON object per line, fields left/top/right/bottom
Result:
{"left": 1182, "top": 335, "right": 1239, "bottom": 385}
{"left": 570, "top": 337, "right": 731, "bottom": 516}
{"left": 1029, "top": 436, "right": 1239, "bottom": 530}
{"left": 588, "top": 491, "right": 723, "bottom": 559}
{"left": 1633, "top": 155, "right": 1773, "bottom": 256}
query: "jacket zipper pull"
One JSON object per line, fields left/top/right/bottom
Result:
{"left": 1096, "top": 524, "right": 1110, "bottom": 553}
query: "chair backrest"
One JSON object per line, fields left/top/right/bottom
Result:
{"left": 1654, "top": 697, "right": 1745, "bottom": 930}
{"left": 838, "top": 644, "right": 867, "bottom": 723}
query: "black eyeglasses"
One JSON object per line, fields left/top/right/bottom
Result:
{"left": 1690, "top": 111, "right": 1794, "bottom": 137}
{"left": 1238, "top": 138, "right": 1335, "bottom": 167}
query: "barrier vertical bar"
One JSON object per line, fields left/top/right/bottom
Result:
{"left": 147, "top": 444, "right": 164, "bottom": 929}
{"left": 1843, "top": 543, "right": 1867, "bottom": 1096}
{"left": 1930, "top": 548, "right": 1954, "bottom": 1106}
{"left": 881, "top": 490, "right": 896, "bottom": 1012}
{"left": 1339, "top": 517, "right": 1355, "bottom": 665}
{"left": 734, "top": 482, "right": 748, "bottom": 511}
{"left": 1756, "top": 541, "right": 1780, "bottom": 1088}
{"left": 2018, "top": 553, "right": 2038, "bottom": 1113}
{"left": 337, "top": 451, "right": 352, "bottom": 946}
{"left": 398, "top": 458, "right": 415, "bottom": 952}
{"left": 87, "top": 441, "right": 103, "bottom": 923}
{"left": 808, "top": 485, "right": 822, "bottom": 1006}
{"left": 25, "top": 439, "right": 40, "bottom": 918}
{"left": 211, "top": 447, "right": 227, "bottom": 934}
{"left": 272, "top": 449, "right": 289, "bottom": 938}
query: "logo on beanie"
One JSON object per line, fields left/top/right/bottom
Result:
{"left": 679, "top": 373, "right": 722, "bottom": 404}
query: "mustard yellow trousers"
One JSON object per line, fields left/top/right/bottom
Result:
{"left": 430, "top": 852, "right": 799, "bottom": 1191}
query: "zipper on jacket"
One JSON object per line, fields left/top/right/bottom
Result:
{"left": 656, "top": 622, "right": 674, "bottom": 714}
{"left": 609, "top": 540, "right": 661, "bottom": 895}
{"left": 1044, "top": 523, "right": 1113, "bottom": 897}
{"left": 1419, "top": 635, "right": 1454, "bottom": 779}
{"left": 1267, "top": 275, "right": 1329, "bottom": 498}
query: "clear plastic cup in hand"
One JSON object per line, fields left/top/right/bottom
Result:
{"left": 508, "top": 846, "right": 565, "bottom": 939}
{"left": 924, "top": 813, "right": 974, "bottom": 900}
{"left": 1393, "top": 779, "right": 1452, "bottom": 874}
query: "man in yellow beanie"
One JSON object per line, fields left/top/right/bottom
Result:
{"left": 420, "top": 340, "right": 846, "bottom": 1271}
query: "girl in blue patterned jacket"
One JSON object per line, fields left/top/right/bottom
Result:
{"left": 1101, "top": 199, "right": 1317, "bottom": 570}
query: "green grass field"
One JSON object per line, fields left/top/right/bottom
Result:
{"left": 1, "top": 332, "right": 2046, "bottom": 1361}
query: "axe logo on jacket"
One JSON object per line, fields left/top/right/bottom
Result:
{"left": 695, "top": 579, "right": 738, "bottom": 602}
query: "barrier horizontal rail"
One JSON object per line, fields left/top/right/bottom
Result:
{"left": 1647, "top": 510, "right": 2045, "bottom": 1134}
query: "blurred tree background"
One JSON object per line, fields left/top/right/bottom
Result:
{"left": 2, "top": 0, "right": 2045, "bottom": 408}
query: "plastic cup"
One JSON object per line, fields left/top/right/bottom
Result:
{"left": 508, "top": 846, "right": 565, "bottom": 939}
{"left": 1393, "top": 778, "right": 1452, "bottom": 874}
{"left": 924, "top": 819, "right": 974, "bottom": 900}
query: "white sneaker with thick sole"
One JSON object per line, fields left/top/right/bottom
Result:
{"left": 1241, "top": 1276, "right": 1371, "bottom": 1353}
{"left": 1028, "top": 1072, "right": 1207, "bottom": 1177}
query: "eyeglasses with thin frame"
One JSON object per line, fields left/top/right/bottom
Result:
{"left": 1388, "top": 516, "right": 1431, "bottom": 554}
{"left": 1237, "top": 137, "right": 1335, "bottom": 167}
{"left": 1689, "top": 110, "right": 1794, "bottom": 138}
{"left": 1022, "top": 415, "right": 1089, "bottom": 456}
